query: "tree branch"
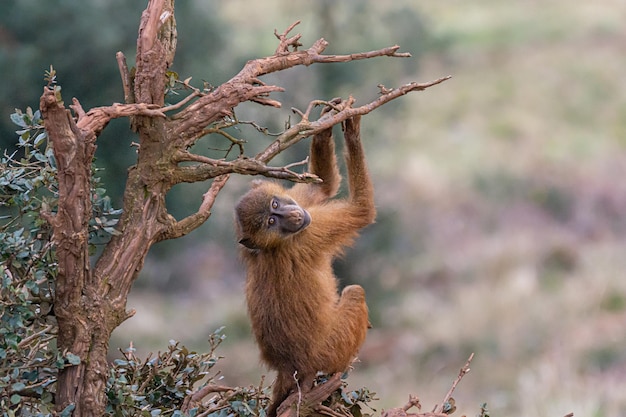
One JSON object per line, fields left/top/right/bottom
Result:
{"left": 116, "top": 51, "right": 133, "bottom": 104}
{"left": 277, "top": 373, "right": 344, "bottom": 417}
{"left": 380, "top": 354, "right": 474, "bottom": 417}
{"left": 70, "top": 100, "right": 166, "bottom": 137}
{"left": 274, "top": 20, "right": 303, "bottom": 55}
{"left": 169, "top": 23, "right": 416, "bottom": 147}
{"left": 256, "top": 76, "right": 451, "bottom": 163}
{"left": 160, "top": 174, "right": 229, "bottom": 241}
{"left": 432, "top": 352, "right": 473, "bottom": 415}
{"left": 135, "top": 0, "right": 175, "bottom": 105}
{"left": 167, "top": 76, "right": 450, "bottom": 184}
{"left": 172, "top": 151, "right": 321, "bottom": 184}
{"left": 181, "top": 384, "right": 236, "bottom": 414}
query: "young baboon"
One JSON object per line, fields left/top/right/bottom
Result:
{"left": 235, "top": 116, "right": 375, "bottom": 416}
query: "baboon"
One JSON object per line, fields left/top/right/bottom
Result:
{"left": 235, "top": 116, "right": 375, "bottom": 416}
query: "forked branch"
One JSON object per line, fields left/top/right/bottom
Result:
{"left": 170, "top": 22, "right": 418, "bottom": 146}
{"left": 161, "top": 174, "right": 230, "bottom": 241}
{"left": 381, "top": 353, "right": 474, "bottom": 417}
{"left": 172, "top": 151, "right": 320, "bottom": 184}
{"left": 256, "top": 75, "right": 451, "bottom": 164}
{"left": 70, "top": 99, "right": 166, "bottom": 137}
{"left": 276, "top": 373, "right": 344, "bottom": 417}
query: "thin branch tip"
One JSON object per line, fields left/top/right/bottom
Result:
{"left": 281, "top": 20, "right": 301, "bottom": 36}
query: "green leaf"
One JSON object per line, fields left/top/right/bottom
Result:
{"left": 10, "top": 394, "right": 21, "bottom": 405}
{"left": 11, "top": 382, "right": 26, "bottom": 391}
{"left": 104, "top": 226, "right": 122, "bottom": 236}
{"left": 66, "top": 352, "right": 81, "bottom": 365}
{"left": 10, "top": 113, "right": 27, "bottom": 128}
{"left": 41, "top": 391, "right": 53, "bottom": 404}
{"left": 33, "top": 131, "right": 47, "bottom": 146}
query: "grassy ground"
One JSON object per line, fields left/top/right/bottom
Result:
{"left": 113, "top": 2, "right": 626, "bottom": 416}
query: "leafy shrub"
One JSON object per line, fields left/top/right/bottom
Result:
{"left": 0, "top": 107, "right": 378, "bottom": 417}
{"left": 1, "top": 107, "right": 59, "bottom": 416}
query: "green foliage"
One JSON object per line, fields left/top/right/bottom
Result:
{"left": 477, "top": 403, "right": 490, "bottom": 417}
{"left": 106, "top": 330, "right": 229, "bottom": 417}
{"left": 0, "top": 100, "right": 377, "bottom": 417}
{"left": 1, "top": 107, "right": 59, "bottom": 416}
{"left": 105, "top": 327, "right": 379, "bottom": 417}
{"left": 106, "top": 328, "right": 264, "bottom": 417}
{"left": 0, "top": 104, "right": 124, "bottom": 415}
{"left": 326, "top": 380, "right": 377, "bottom": 417}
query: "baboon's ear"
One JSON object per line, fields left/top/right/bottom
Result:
{"left": 239, "top": 237, "right": 258, "bottom": 249}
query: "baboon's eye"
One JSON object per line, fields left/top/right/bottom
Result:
{"left": 268, "top": 216, "right": 276, "bottom": 226}
{"left": 271, "top": 200, "right": 279, "bottom": 210}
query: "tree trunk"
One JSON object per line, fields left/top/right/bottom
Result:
{"left": 39, "top": 0, "right": 448, "bottom": 415}
{"left": 42, "top": 1, "right": 180, "bottom": 414}
{"left": 40, "top": 87, "right": 108, "bottom": 415}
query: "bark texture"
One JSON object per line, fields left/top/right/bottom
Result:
{"left": 39, "top": 1, "right": 449, "bottom": 415}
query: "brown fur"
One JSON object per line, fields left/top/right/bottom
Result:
{"left": 235, "top": 116, "right": 375, "bottom": 416}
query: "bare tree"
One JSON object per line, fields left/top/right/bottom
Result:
{"left": 39, "top": 0, "right": 449, "bottom": 415}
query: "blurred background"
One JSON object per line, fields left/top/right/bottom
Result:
{"left": 2, "top": 1, "right": 625, "bottom": 415}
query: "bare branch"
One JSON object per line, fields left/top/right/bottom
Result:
{"left": 169, "top": 25, "right": 417, "bottom": 146}
{"left": 71, "top": 100, "right": 166, "bottom": 137}
{"left": 116, "top": 51, "right": 133, "bottom": 104}
{"left": 17, "top": 325, "right": 55, "bottom": 349}
{"left": 309, "top": 44, "right": 411, "bottom": 63}
{"left": 432, "top": 352, "right": 474, "bottom": 415}
{"left": 374, "top": 354, "right": 477, "bottom": 417}
{"left": 256, "top": 75, "right": 451, "bottom": 163}
{"left": 277, "top": 373, "right": 343, "bottom": 417}
{"left": 402, "top": 395, "right": 422, "bottom": 412}
{"left": 200, "top": 126, "right": 246, "bottom": 156}
{"left": 274, "top": 20, "right": 303, "bottom": 54}
{"left": 135, "top": 0, "right": 175, "bottom": 105}
{"left": 250, "top": 96, "right": 283, "bottom": 108}
{"left": 181, "top": 384, "right": 235, "bottom": 413}
{"left": 160, "top": 174, "right": 230, "bottom": 241}
{"left": 172, "top": 152, "right": 321, "bottom": 184}
{"left": 161, "top": 90, "right": 202, "bottom": 113}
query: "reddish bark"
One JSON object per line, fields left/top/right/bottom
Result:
{"left": 39, "top": 0, "right": 449, "bottom": 415}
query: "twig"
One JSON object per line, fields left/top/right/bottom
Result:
{"left": 274, "top": 21, "right": 303, "bottom": 55}
{"left": 316, "top": 404, "right": 346, "bottom": 417}
{"left": 294, "top": 371, "right": 302, "bottom": 417}
{"left": 201, "top": 126, "right": 246, "bottom": 155}
{"left": 402, "top": 395, "right": 422, "bottom": 412}
{"left": 161, "top": 90, "right": 202, "bottom": 113}
{"left": 255, "top": 75, "right": 451, "bottom": 164}
{"left": 255, "top": 375, "right": 267, "bottom": 414}
{"left": 283, "top": 157, "right": 309, "bottom": 171}
{"left": 72, "top": 100, "right": 167, "bottom": 137}
{"left": 161, "top": 174, "right": 230, "bottom": 241}
{"left": 116, "top": 51, "right": 133, "bottom": 104}
{"left": 173, "top": 151, "right": 321, "bottom": 184}
{"left": 309, "top": 44, "right": 411, "bottom": 62}
{"left": 432, "top": 353, "right": 474, "bottom": 414}
{"left": 291, "top": 99, "right": 343, "bottom": 122}
{"left": 181, "top": 383, "right": 235, "bottom": 413}
{"left": 277, "top": 373, "right": 343, "bottom": 417}
{"left": 171, "top": 23, "right": 424, "bottom": 145}
{"left": 17, "top": 324, "right": 54, "bottom": 348}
